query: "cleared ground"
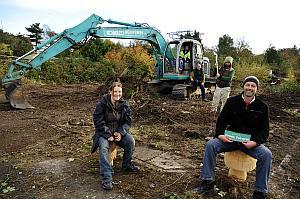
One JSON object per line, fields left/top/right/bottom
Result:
{"left": 0, "top": 84, "right": 299, "bottom": 198}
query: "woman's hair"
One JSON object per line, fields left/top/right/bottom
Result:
{"left": 110, "top": 82, "right": 123, "bottom": 91}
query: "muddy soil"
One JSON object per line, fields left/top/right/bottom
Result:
{"left": 0, "top": 83, "right": 299, "bottom": 199}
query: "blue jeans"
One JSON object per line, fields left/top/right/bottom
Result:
{"left": 200, "top": 138, "right": 272, "bottom": 193}
{"left": 98, "top": 133, "right": 135, "bottom": 183}
{"left": 193, "top": 80, "right": 206, "bottom": 100}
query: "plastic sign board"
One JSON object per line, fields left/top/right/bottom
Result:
{"left": 224, "top": 130, "right": 251, "bottom": 142}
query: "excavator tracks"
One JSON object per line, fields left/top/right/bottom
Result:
{"left": 172, "top": 84, "right": 201, "bottom": 100}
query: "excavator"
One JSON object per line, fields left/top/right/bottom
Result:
{"left": 0, "top": 14, "right": 216, "bottom": 109}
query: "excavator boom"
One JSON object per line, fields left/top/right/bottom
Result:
{"left": 1, "top": 14, "right": 168, "bottom": 109}
{"left": 1, "top": 14, "right": 214, "bottom": 109}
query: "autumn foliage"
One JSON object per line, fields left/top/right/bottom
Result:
{"left": 105, "top": 44, "right": 155, "bottom": 80}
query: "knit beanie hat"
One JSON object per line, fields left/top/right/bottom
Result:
{"left": 224, "top": 56, "right": 233, "bottom": 65}
{"left": 243, "top": 76, "right": 259, "bottom": 88}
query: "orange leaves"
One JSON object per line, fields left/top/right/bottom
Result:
{"left": 105, "top": 44, "right": 155, "bottom": 79}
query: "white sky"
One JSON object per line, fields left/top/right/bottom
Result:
{"left": 0, "top": 0, "right": 299, "bottom": 54}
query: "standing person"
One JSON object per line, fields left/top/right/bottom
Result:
{"left": 194, "top": 76, "right": 272, "bottom": 199}
{"left": 91, "top": 82, "right": 140, "bottom": 190}
{"left": 190, "top": 62, "right": 209, "bottom": 102}
{"left": 211, "top": 56, "right": 235, "bottom": 112}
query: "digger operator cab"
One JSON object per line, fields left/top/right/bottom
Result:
{"left": 162, "top": 39, "right": 203, "bottom": 77}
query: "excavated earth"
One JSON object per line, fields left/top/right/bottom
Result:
{"left": 0, "top": 83, "right": 299, "bottom": 199}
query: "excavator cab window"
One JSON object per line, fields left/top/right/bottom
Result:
{"left": 202, "top": 57, "right": 211, "bottom": 77}
{"left": 179, "top": 42, "right": 192, "bottom": 74}
{"left": 191, "top": 43, "right": 204, "bottom": 70}
{"left": 163, "top": 43, "right": 178, "bottom": 73}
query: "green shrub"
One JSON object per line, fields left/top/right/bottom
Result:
{"left": 268, "top": 79, "right": 300, "bottom": 93}
{"left": 234, "top": 62, "right": 270, "bottom": 87}
{"left": 33, "top": 58, "right": 114, "bottom": 84}
{"left": 80, "top": 60, "right": 113, "bottom": 82}
{"left": 0, "top": 58, "right": 12, "bottom": 80}
{"left": 26, "top": 69, "right": 41, "bottom": 81}
{"left": 40, "top": 61, "right": 64, "bottom": 84}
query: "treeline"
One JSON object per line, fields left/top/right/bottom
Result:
{"left": 0, "top": 28, "right": 156, "bottom": 84}
{"left": 205, "top": 34, "right": 300, "bottom": 84}
{"left": 0, "top": 25, "right": 300, "bottom": 92}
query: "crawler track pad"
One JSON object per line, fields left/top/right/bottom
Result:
{"left": 5, "top": 83, "right": 34, "bottom": 109}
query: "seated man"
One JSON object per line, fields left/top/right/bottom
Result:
{"left": 194, "top": 76, "right": 272, "bottom": 199}
{"left": 190, "top": 62, "right": 209, "bottom": 102}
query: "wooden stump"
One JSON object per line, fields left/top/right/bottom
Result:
{"left": 109, "top": 142, "right": 117, "bottom": 166}
{"left": 224, "top": 151, "right": 257, "bottom": 181}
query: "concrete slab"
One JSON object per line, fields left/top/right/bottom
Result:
{"left": 133, "top": 146, "right": 165, "bottom": 161}
{"left": 150, "top": 152, "right": 196, "bottom": 171}
{"left": 134, "top": 146, "right": 197, "bottom": 173}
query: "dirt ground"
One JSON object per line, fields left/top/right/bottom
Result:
{"left": 0, "top": 83, "right": 299, "bottom": 199}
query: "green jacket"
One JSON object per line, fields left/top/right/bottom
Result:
{"left": 216, "top": 65, "right": 235, "bottom": 88}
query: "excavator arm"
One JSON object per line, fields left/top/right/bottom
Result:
{"left": 1, "top": 14, "right": 168, "bottom": 109}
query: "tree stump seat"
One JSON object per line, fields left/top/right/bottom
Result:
{"left": 109, "top": 142, "right": 117, "bottom": 166}
{"left": 224, "top": 150, "right": 257, "bottom": 181}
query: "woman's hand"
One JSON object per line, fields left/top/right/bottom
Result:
{"left": 113, "top": 132, "right": 121, "bottom": 142}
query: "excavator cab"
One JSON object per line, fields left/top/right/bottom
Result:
{"left": 162, "top": 39, "right": 204, "bottom": 77}
{"left": 158, "top": 38, "right": 209, "bottom": 99}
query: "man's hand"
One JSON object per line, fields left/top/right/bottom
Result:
{"left": 242, "top": 141, "right": 257, "bottom": 149}
{"left": 216, "top": 73, "right": 220, "bottom": 78}
{"left": 113, "top": 132, "right": 122, "bottom": 142}
{"left": 201, "top": 82, "right": 204, "bottom": 86}
{"left": 218, "top": 135, "right": 233, "bottom": 142}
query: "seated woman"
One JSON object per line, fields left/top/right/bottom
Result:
{"left": 91, "top": 82, "right": 139, "bottom": 190}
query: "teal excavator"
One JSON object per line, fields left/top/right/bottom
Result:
{"left": 1, "top": 14, "right": 216, "bottom": 109}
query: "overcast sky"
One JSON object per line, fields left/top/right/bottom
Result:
{"left": 0, "top": 0, "right": 299, "bottom": 54}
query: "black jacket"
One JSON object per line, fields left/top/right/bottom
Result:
{"left": 214, "top": 93, "right": 269, "bottom": 144}
{"left": 91, "top": 94, "right": 132, "bottom": 153}
{"left": 190, "top": 68, "right": 205, "bottom": 83}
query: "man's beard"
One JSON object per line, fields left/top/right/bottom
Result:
{"left": 244, "top": 90, "right": 255, "bottom": 97}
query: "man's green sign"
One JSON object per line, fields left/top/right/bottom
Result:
{"left": 224, "top": 130, "right": 251, "bottom": 142}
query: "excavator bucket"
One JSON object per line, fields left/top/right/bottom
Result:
{"left": 4, "top": 83, "right": 34, "bottom": 109}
